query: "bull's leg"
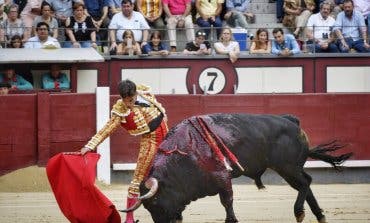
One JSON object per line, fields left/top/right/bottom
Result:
{"left": 302, "top": 172, "right": 327, "bottom": 223}
{"left": 218, "top": 183, "right": 238, "bottom": 223}
{"left": 275, "top": 167, "right": 310, "bottom": 223}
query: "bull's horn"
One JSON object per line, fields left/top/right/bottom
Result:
{"left": 119, "top": 199, "right": 142, "bottom": 213}
{"left": 139, "top": 177, "right": 158, "bottom": 200}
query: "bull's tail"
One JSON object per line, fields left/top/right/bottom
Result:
{"left": 308, "top": 140, "right": 353, "bottom": 170}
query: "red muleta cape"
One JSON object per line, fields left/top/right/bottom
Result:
{"left": 46, "top": 153, "right": 121, "bottom": 223}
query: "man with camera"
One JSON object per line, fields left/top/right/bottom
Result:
{"left": 305, "top": 1, "right": 339, "bottom": 53}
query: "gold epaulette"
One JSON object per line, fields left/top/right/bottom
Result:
{"left": 111, "top": 99, "right": 130, "bottom": 122}
{"left": 136, "top": 84, "right": 151, "bottom": 93}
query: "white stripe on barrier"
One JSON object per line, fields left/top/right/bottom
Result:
{"left": 113, "top": 160, "right": 370, "bottom": 171}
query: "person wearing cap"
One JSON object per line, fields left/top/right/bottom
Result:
{"left": 0, "top": 66, "right": 33, "bottom": 90}
{"left": 0, "top": 82, "right": 11, "bottom": 95}
{"left": 183, "top": 29, "right": 212, "bottom": 55}
{"left": 24, "top": 22, "right": 61, "bottom": 48}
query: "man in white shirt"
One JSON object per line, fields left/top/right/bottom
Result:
{"left": 24, "top": 22, "right": 61, "bottom": 48}
{"left": 306, "top": 1, "right": 339, "bottom": 53}
{"left": 108, "top": 0, "right": 150, "bottom": 50}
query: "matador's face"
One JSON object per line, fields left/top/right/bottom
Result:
{"left": 122, "top": 94, "right": 137, "bottom": 109}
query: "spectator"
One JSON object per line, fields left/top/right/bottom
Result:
{"left": 249, "top": 28, "right": 272, "bottom": 54}
{"left": 32, "top": 3, "right": 59, "bottom": 39}
{"left": 45, "top": 0, "right": 83, "bottom": 43}
{"left": 224, "top": 0, "right": 255, "bottom": 29}
{"left": 116, "top": 29, "right": 142, "bottom": 55}
{"left": 0, "top": 66, "right": 33, "bottom": 90}
{"left": 42, "top": 64, "right": 70, "bottom": 90}
{"left": 354, "top": 0, "right": 370, "bottom": 38}
{"left": 142, "top": 30, "right": 169, "bottom": 56}
{"left": 332, "top": 0, "right": 369, "bottom": 52}
{"left": 163, "top": 0, "right": 195, "bottom": 52}
{"left": 8, "top": 34, "right": 23, "bottom": 48}
{"left": 276, "top": 0, "right": 285, "bottom": 23}
{"left": 183, "top": 29, "right": 212, "bottom": 55}
{"left": 0, "top": 82, "right": 11, "bottom": 95}
{"left": 24, "top": 21, "right": 61, "bottom": 48}
{"left": 109, "top": 0, "right": 150, "bottom": 51}
{"left": 108, "top": 0, "right": 122, "bottom": 19}
{"left": 85, "top": 0, "right": 110, "bottom": 46}
{"left": 283, "top": 0, "right": 316, "bottom": 38}
{"left": 271, "top": 27, "right": 301, "bottom": 55}
{"left": 214, "top": 27, "right": 240, "bottom": 63}
{"left": 195, "top": 0, "right": 224, "bottom": 39}
{"left": 305, "top": 1, "right": 339, "bottom": 53}
{"left": 20, "top": 0, "right": 43, "bottom": 41}
{"left": 327, "top": 0, "right": 344, "bottom": 18}
{"left": 0, "top": 0, "right": 9, "bottom": 46}
{"left": 1, "top": 4, "right": 25, "bottom": 43}
{"left": 136, "top": 0, "right": 166, "bottom": 37}
{"left": 64, "top": 2, "right": 97, "bottom": 48}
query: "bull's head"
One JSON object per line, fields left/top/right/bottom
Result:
{"left": 120, "top": 177, "right": 158, "bottom": 212}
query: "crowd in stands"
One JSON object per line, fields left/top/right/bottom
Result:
{"left": 0, "top": 0, "right": 369, "bottom": 54}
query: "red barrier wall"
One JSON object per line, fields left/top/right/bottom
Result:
{"left": 0, "top": 93, "right": 369, "bottom": 175}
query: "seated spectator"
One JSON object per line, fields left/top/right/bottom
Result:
{"left": 224, "top": 0, "right": 255, "bottom": 29}
{"left": 24, "top": 22, "right": 61, "bottom": 48}
{"left": 32, "top": 2, "right": 59, "bottom": 39}
{"left": 354, "top": 0, "right": 370, "bottom": 38}
{"left": 0, "top": 66, "right": 33, "bottom": 90}
{"left": 85, "top": 0, "right": 110, "bottom": 46}
{"left": 283, "top": 0, "right": 316, "bottom": 38}
{"left": 45, "top": 0, "right": 82, "bottom": 43}
{"left": 116, "top": 29, "right": 142, "bottom": 55}
{"left": 0, "top": 1, "right": 8, "bottom": 46}
{"left": 332, "top": 0, "right": 369, "bottom": 52}
{"left": 64, "top": 3, "right": 97, "bottom": 48}
{"left": 42, "top": 64, "right": 70, "bottom": 90}
{"left": 108, "top": 0, "right": 150, "bottom": 51}
{"left": 142, "top": 31, "right": 169, "bottom": 56}
{"left": 195, "top": 0, "right": 223, "bottom": 39}
{"left": 271, "top": 27, "right": 301, "bottom": 56}
{"left": 1, "top": 4, "right": 25, "bottom": 43}
{"left": 8, "top": 34, "right": 23, "bottom": 48}
{"left": 305, "top": 1, "right": 339, "bottom": 53}
{"left": 249, "top": 28, "right": 272, "bottom": 54}
{"left": 324, "top": 0, "right": 344, "bottom": 18}
{"left": 20, "top": 0, "right": 42, "bottom": 41}
{"left": 163, "top": 0, "right": 195, "bottom": 52}
{"left": 214, "top": 27, "right": 240, "bottom": 63}
{"left": 136, "top": 0, "right": 166, "bottom": 37}
{"left": 183, "top": 29, "right": 212, "bottom": 55}
{"left": 108, "top": 0, "right": 122, "bottom": 19}
{"left": 0, "top": 82, "right": 11, "bottom": 95}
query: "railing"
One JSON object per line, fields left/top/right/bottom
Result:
{"left": 1, "top": 26, "right": 369, "bottom": 55}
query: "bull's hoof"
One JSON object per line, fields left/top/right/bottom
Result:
{"left": 318, "top": 216, "right": 327, "bottom": 223}
{"left": 295, "top": 211, "right": 305, "bottom": 223}
{"left": 225, "top": 218, "right": 238, "bottom": 223}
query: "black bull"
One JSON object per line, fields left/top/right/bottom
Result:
{"left": 122, "top": 113, "right": 352, "bottom": 223}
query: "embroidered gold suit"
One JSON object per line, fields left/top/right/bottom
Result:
{"left": 85, "top": 84, "right": 168, "bottom": 196}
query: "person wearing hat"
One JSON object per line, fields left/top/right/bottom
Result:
{"left": 183, "top": 29, "right": 212, "bottom": 55}
{"left": 0, "top": 82, "right": 11, "bottom": 95}
{"left": 0, "top": 66, "right": 33, "bottom": 90}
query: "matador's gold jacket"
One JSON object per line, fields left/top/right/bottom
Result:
{"left": 85, "top": 84, "right": 167, "bottom": 150}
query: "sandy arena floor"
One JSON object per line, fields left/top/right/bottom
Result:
{"left": 0, "top": 166, "right": 369, "bottom": 223}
